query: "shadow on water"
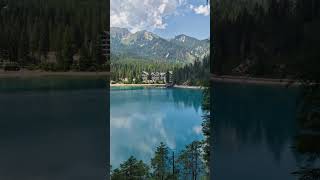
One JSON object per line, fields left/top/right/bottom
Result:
{"left": 292, "top": 87, "right": 320, "bottom": 180}
{"left": 0, "top": 76, "right": 108, "bottom": 92}
{"left": 0, "top": 77, "right": 109, "bottom": 180}
{"left": 212, "top": 82, "right": 303, "bottom": 180}
{"left": 172, "top": 88, "right": 203, "bottom": 112}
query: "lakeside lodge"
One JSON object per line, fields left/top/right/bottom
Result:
{"left": 142, "top": 71, "right": 173, "bottom": 84}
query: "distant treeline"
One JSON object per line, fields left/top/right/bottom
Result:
{"left": 173, "top": 56, "right": 210, "bottom": 86}
{"left": 110, "top": 57, "right": 180, "bottom": 83}
{"left": 213, "top": 0, "right": 320, "bottom": 82}
{"left": 0, "top": 0, "right": 109, "bottom": 71}
{"left": 111, "top": 55, "right": 209, "bottom": 86}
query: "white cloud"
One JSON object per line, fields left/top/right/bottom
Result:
{"left": 111, "top": 117, "right": 132, "bottom": 128}
{"left": 111, "top": 0, "right": 185, "bottom": 32}
{"left": 193, "top": 125, "right": 202, "bottom": 135}
{"left": 110, "top": 112, "right": 176, "bottom": 167}
{"left": 192, "top": 4, "right": 210, "bottom": 16}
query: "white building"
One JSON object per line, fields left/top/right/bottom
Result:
{"left": 141, "top": 71, "right": 173, "bottom": 83}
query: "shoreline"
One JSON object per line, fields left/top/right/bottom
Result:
{"left": 110, "top": 83, "right": 202, "bottom": 89}
{"left": 111, "top": 84, "right": 165, "bottom": 87}
{"left": 3, "top": 70, "right": 303, "bottom": 87}
{"left": 211, "top": 75, "right": 301, "bottom": 86}
{"left": 174, "top": 85, "right": 202, "bottom": 89}
{"left": 0, "top": 70, "right": 110, "bottom": 78}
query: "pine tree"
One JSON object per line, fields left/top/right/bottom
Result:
{"left": 29, "top": 21, "right": 39, "bottom": 60}
{"left": 111, "top": 156, "right": 149, "bottom": 180}
{"left": 79, "top": 44, "right": 91, "bottom": 71}
{"left": 18, "top": 30, "right": 30, "bottom": 65}
{"left": 176, "top": 141, "right": 204, "bottom": 180}
{"left": 38, "top": 19, "right": 49, "bottom": 60}
{"left": 151, "top": 142, "right": 170, "bottom": 180}
{"left": 59, "top": 27, "right": 74, "bottom": 70}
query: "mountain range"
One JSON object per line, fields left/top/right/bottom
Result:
{"left": 110, "top": 27, "right": 209, "bottom": 63}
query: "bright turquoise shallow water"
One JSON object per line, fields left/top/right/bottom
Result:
{"left": 110, "top": 87, "right": 204, "bottom": 167}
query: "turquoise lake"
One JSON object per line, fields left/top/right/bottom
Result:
{"left": 212, "top": 82, "right": 308, "bottom": 180}
{"left": 0, "top": 77, "right": 108, "bottom": 179}
{"left": 110, "top": 87, "right": 204, "bottom": 167}
{"left": 2, "top": 77, "right": 317, "bottom": 179}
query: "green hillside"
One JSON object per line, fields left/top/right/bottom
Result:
{"left": 212, "top": 0, "right": 320, "bottom": 83}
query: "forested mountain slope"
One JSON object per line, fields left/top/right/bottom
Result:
{"left": 212, "top": 0, "right": 320, "bottom": 82}
{"left": 111, "top": 27, "right": 209, "bottom": 64}
{"left": 0, "top": 0, "right": 108, "bottom": 71}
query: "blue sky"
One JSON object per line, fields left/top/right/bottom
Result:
{"left": 111, "top": 0, "right": 210, "bottom": 40}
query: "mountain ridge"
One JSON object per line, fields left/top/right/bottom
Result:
{"left": 110, "top": 27, "right": 209, "bottom": 63}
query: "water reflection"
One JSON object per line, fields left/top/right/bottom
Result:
{"left": 293, "top": 133, "right": 320, "bottom": 179}
{"left": 0, "top": 77, "right": 108, "bottom": 180}
{"left": 293, "top": 87, "right": 320, "bottom": 179}
{"left": 0, "top": 76, "right": 107, "bottom": 92}
{"left": 212, "top": 82, "right": 301, "bottom": 180}
{"left": 172, "top": 88, "right": 202, "bottom": 112}
{"left": 110, "top": 88, "right": 203, "bottom": 168}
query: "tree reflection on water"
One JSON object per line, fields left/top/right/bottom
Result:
{"left": 293, "top": 88, "right": 320, "bottom": 180}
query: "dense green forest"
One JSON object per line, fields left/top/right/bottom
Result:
{"left": 110, "top": 56, "right": 179, "bottom": 83}
{"left": 212, "top": 0, "right": 320, "bottom": 83}
{"left": 213, "top": 1, "right": 320, "bottom": 179}
{"left": 111, "top": 55, "right": 209, "bottom": 86}
{"left": 173, "top": 56, "right": 210, "bottom": 86}
{"left": 0, "top": 0, "right": 109, "bottom": 71}
{"left": 200, "top": 84, "right": 211, "bottom": 168}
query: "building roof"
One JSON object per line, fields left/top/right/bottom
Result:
{"left": 142, "top": 71, "right": 149, "bottom": 75}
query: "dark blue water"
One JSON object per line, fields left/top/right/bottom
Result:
{"left": 212, "top": 82, "right": 302, "bottom": 180}
{"left": 0, "top": 77, "right": 109, "bottom": 180}
{"left": 110, "top": 87, "right": 204, "bottom": 167}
